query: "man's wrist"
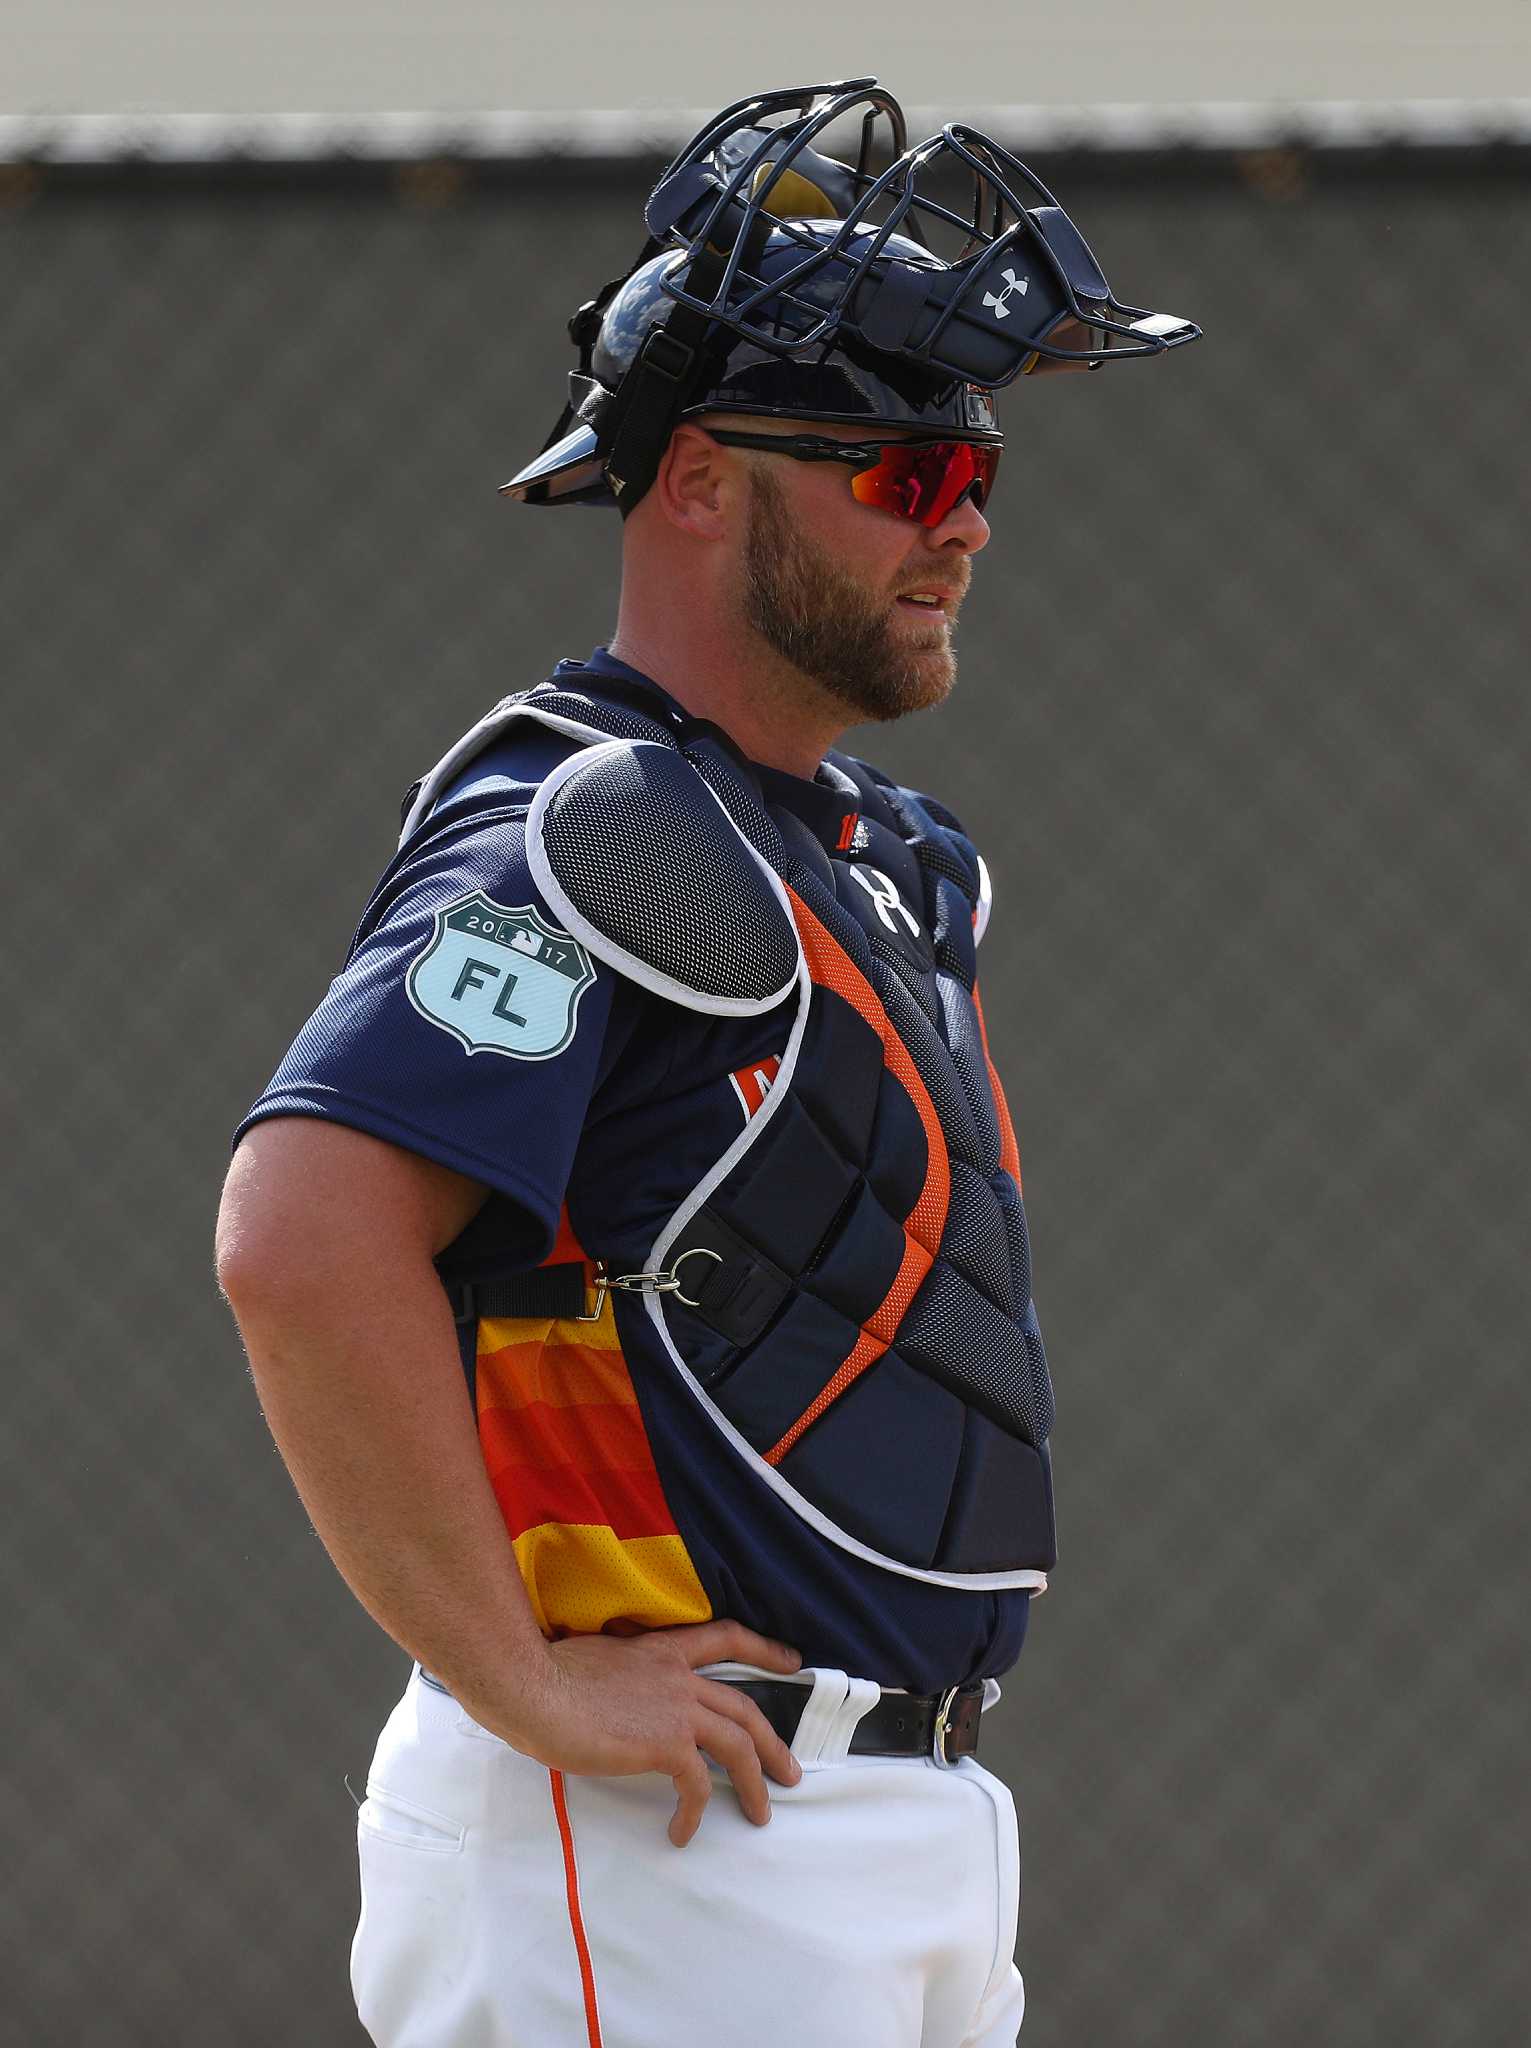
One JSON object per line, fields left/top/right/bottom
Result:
{"left": 433, "top": 1631, "right": 561, "bottom": 1753}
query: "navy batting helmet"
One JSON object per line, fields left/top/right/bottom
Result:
{"left": 501, "top": 78, "right": 1200, "bottom": 514}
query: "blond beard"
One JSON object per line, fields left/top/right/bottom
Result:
{"left": 740, "top": 464, "right": 962, "bottom": 724}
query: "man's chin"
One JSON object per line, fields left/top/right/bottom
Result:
{"left": 826, "top": 645, "right": 956, "bottom": 724}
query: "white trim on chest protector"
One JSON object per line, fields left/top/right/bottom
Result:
{"left": 398, "top": 701, "right": 630, "bottom": 847}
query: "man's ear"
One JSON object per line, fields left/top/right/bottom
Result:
{"left": 650, "top": 422, "right": 738, "bottom": 541}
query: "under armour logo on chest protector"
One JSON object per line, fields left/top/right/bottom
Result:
{"left": 850, "top": 864, "right": 921, "bottom": 938}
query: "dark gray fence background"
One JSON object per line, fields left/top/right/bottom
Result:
{"left": 4, "top": 151, "right": 1528, "bottom": 2046}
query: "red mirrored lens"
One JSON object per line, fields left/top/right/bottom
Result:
{"left": 849, "top": 441, "right": 1000, "bottom": 526}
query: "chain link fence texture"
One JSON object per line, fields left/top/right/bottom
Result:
{"left": 4, "top": 150, "right": 1528, "bottom": 2046}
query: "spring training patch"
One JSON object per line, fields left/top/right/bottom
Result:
{"left": 406, "top": 891, "right": 596, "bottom": 1059}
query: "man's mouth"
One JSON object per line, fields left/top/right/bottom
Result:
{"left": 895, "top": 589, "right": 956, "bottom": 614}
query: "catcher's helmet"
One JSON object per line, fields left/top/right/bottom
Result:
{"left": 501, "top": 78, "right": 1200, "bottom": 515}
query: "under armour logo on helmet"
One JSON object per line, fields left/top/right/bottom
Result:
{"left": 981, "top": 268, "right": 1030, "bottom": 320}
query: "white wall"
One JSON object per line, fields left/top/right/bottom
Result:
{"left": 6, "top": 0, "right": 1529, "bottom": 117}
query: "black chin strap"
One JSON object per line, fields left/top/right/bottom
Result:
{"left": 602, "top": 185, "right": 789, "bottom": 514}
{"left": 600, "top": 237, "right": 734, "bottom": 514}
{"left": 561, "top": 202, "right": 809, "bottom": 513}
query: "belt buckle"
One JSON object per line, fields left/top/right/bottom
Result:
{"left": 931, "top": 1685, "right": 961, "bottom": 1769}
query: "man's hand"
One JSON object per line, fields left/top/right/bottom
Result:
{"left": 476, "top": 1620, "right": 805, "bottom": 1848}
{"left": 217, "top": 1123, "right": 802, "bottom": 1849}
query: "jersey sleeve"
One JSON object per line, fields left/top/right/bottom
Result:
{"left": 234, "top": 795, "right": 618, "bottom": 1265}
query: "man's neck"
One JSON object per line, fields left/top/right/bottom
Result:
{"left": 608, "top": 604, "right": 848, "bottom": 783}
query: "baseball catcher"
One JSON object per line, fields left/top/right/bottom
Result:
{"left": 218, "top": 77, "right": 1198, "bottom": 2046}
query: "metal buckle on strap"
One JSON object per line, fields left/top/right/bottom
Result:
{"left": 578, "top": 1247, "right": 723, "bottom": 1321}
{"left": 575, "top": 1263, "right": 607, "bottom": 1322}
{"left": 931, "top": 1686, "right": 962, "bottom": 1769}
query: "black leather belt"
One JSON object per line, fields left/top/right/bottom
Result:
{"left": 417, "top": 1668, "right": 986, "bottom": 1767}
{"left": 719, "top": 1679, "right": 986, "bottom": 1768}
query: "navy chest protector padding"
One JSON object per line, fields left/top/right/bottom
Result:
{"left": 410, "top": 678, "right": 1056, "bottom": 1591}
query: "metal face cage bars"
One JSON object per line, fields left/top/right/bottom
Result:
{"left": 643, "top": 78, "right": 1201, "bottom": 383}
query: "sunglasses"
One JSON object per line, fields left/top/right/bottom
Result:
{"left": 706, "top": 430, "right": 1001, "bottom": 528}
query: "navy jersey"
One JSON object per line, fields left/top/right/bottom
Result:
{"left": 236, "top": 649, "right": 1031, "bottom": 1689}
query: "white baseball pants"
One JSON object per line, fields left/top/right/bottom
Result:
{"left": 352, "top": 1663, "right": 1026, "bottom": 2048}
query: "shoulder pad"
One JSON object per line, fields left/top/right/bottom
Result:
{"left": 913, "top": 798, "right": 993, "bottom": 946}
{"left": 526, "top": 740, "right": 801, "bottom": 1014}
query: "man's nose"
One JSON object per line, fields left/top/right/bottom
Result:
{"left": 927, "top": 485, "right": 991, "bottom": 554}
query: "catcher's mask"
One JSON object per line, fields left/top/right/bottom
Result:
{"left": 501, "top": 77, "right": 1200, "bottom": 515}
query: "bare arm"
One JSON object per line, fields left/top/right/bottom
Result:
{"left": 215, "top": 1116, "right": 801, "bottom": 1844}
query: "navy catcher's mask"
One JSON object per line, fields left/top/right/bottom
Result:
{"left": 501, "top": 77, "right": 1200, "bottom": 515}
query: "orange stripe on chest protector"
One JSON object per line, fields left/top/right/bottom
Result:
{"left": 973, "top": 983, "right": 1022, "bottom": 1188}
{"left": 762, "top": 887, "right": 951, "bottom": 1466}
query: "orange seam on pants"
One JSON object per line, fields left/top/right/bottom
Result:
{"left": 761, "top": 889, "right": 952, "bottom": 1465}
{"left": 973, "top": 983, "right": 1022, "bottom": 1189}
{"left": 549, "top": 1770, "right": 604, "bottom": 2048}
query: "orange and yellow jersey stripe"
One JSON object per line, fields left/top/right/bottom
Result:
{"left": 473, "top": 1251, "right": 712, "bottom": 1638}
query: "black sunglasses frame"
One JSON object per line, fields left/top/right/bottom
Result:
{"left": 703, "top": 429, "right": 1000, "bottom": 521}
{"left": 704, "top": 429, "right": 992, "bottom": 467}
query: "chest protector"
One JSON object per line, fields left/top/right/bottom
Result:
{"left": 403, "top": 675, "right": 1057, "bottom": 1593}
